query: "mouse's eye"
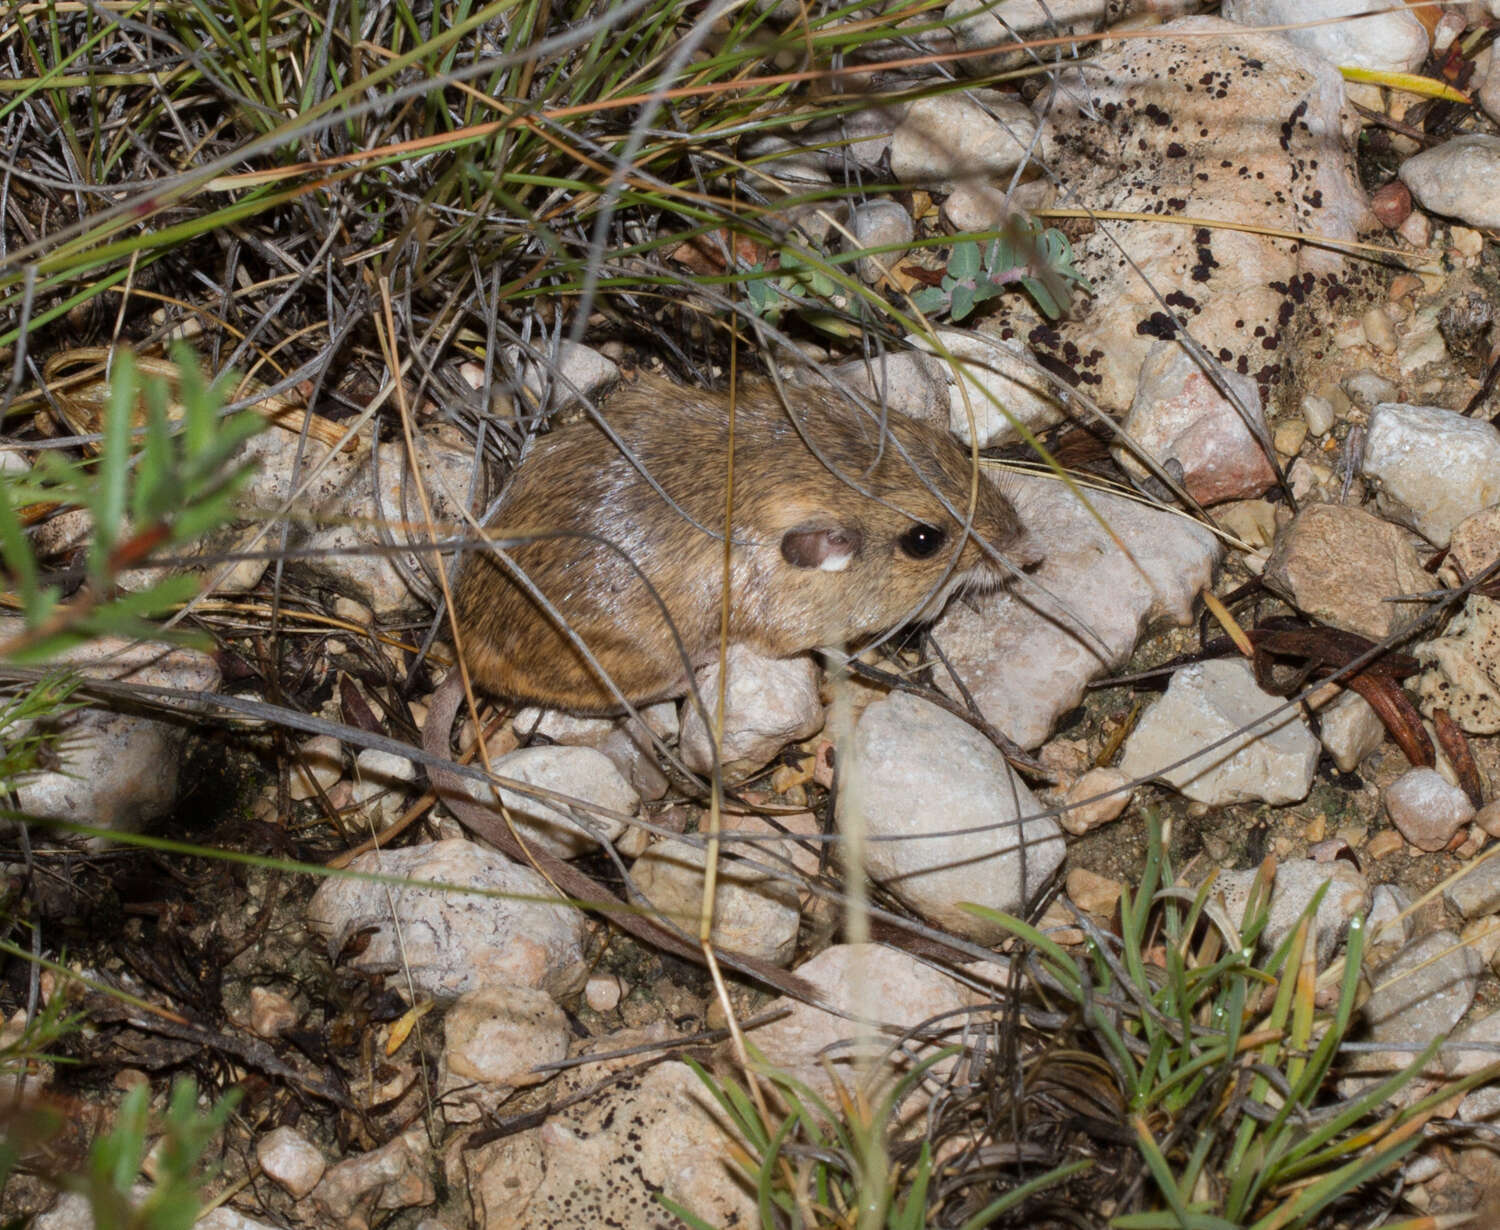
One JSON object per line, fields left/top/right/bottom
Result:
{"left": 898, "top": 523, "right": 947, "bottom": 560}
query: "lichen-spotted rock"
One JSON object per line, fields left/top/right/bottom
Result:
{"left": 1416, "top": 594, "right": 1500, "bottom": 734}
{"left": 1018, "top": 16, "right": 1375, "bottom": 413}
{"left": 465, "top": 1025, "right": 754, "bottom": 1229}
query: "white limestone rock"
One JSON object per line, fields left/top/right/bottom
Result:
{"left": 1118, "top": 658, "right": 1319, "bottom": 805}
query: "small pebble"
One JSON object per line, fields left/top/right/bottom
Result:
{"left": 249, "top": 987, "right": 298, "bottom": 1038}
{"left": 1273, "top": 418, "right": 1308, "bottom": 457}
{"left": 1301, "top": 393, "right": 1335, "bottom": 437}
{"left": 1400, "top": 136, "right": 1500, "bottom": 232}
{"left": 1453, "top": 225, "right": 1485, "bottom": 259}
{"left": 1342, "top": 369, "right": 1398, "bottom": 409}
{"left": 257, "top": 1127, "right": 327, "bottom": 1200}
{"left": 1366, "top": 828, "right": 1406, "bottom": 858}
{"left": 1058, "top": 767, "right": 1132, "bottom": 835}
{"left": 1065, "top": 867, "right": 1124, "bottom": 916}
{"left": 1333, "top": 318, "right": 1367, "bottom": 350}
{"left": 1476, "top": 799, "right": 1500, "bottom": 839}
{"left": 1370, "top": 180, "right": 1412, "bottom": 229}
{"left": 1214, "top": 499, "right": 1278, "bottom": 549}
{"left": 1387, "top": 272, "right": 1423, "bottom": 305}
{"left": 1432, "top": 9, "right": 1465, "bottom": 53}
{"left": 1397, "top": 210, "right": 1431, "bottom": 248}
{"left": 1362, "top": 306, "right": 1398, "bottom": 354}
{"left": 585, "top": 973, "right": 625, "bottom": 1013}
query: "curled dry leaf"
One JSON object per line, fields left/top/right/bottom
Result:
{"left": 668, "top": 229, "right": 768, "bottom": 275}
{"left": 1431, "top": 706, "right": 1484, "bottom": 807}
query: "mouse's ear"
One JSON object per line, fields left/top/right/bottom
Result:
{"left": 780, "top": 524, "right": 862, "bottom": 572}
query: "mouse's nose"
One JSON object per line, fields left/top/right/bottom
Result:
{"left": 1007, "top": 529, "right": 1046, "bottom": 571}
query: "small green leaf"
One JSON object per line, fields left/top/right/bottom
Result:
{"left": 908, "top": 286, "right": 946, "bottom": 315}
{"left": 948, "top": 239, "right": 981, "bottom": 280}
{"left": 90, "top": 350, "right": 137, "bottom": 584}
{"left": 950, "top": 281, "right": 977, "bottom": 321}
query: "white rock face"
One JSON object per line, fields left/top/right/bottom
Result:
{"left": 504, "top": 339, "right": 621, "bottom": 411}
{"left": 678, "top": 645, "right": 823, "bottom": 781}
{"left": 1262, "top": 502, "right": 1430, "bottom": 640}
{"left": 1213, "top": 859, "right": 1370, "bottom": 964}
{"left": 890, "top": 92, "right": 1038, "bottom": 188}
{"left": 457, "top": 744, "right": 637, "bottom": 861}
{"left": 307, "top": 839, "right": 588, "bottom": 1001}
{"left": 1314, "top": 689, "right": 1386, "bottom": 774}
{"left": 7, "top": 629, "right": 221, "bottom": 839}
{"left": 797, "top": 101, "right": 910, "bottom": 172}
{"left": 1442, "top": 1007, "right": 1500, "bottom": 1076}
{"left": 1399, "top": 135, "right": 1500, "bottom": 231}
{"left": 1447, "top": 504, "right": 1500, "bottom": 583}
{"left": 512, "top": 703, "right": 675, "bottom": 804}
{"left": 1361, "top": 403, "right": 1500, "bottom": 547}
{"left": 312, "top": 1126, "right": 434, "bottom": 1226}
{"left": 629, "top": 837, "right": 801, "bottom": 966}
{"left": 932, "top": 472, "right": 1221, "bottom": 748}
{"left": 1415, "top": 594, "right": 1500, "bottom": 734}
{"left": 1443, "top": 852, "right": 1500, "bottom": 920}
{"left": 946, "top": 0, "right": 1114, "bottom": 73}
{"left": 352, "top": 747, "right": 420, "bottom": 825}
{"left": 1113, "top": 342, "right": 1274, "bottom": 505}
{"left": 733, "top": 944, "right": 975, "bottom": 1098}
{"left": 1058, "top": 766, "right": 1133, "bottom": 835}
{"left": 236, "top": 423, "right": 361, "bottom": 518}
{"left": 906, "top": 331, "right": 1065, "bottom": 446}
{"left": 816, "top": 351, "right": 952, "bottom": 428}
{"left": 512, "top": 708, "right": 615, "bottom": 745}
{"left": 1222, "top": 0, "right": 1427, "bottom": 71}
{"left": 300, "top": 427, "right": 480, "bottom": 615}
{"left": 1349, "top": 930, "right": 1482, "bottom": 1087}
{"left": 837, "top": 692, "right": 1065, "bottom": 941}
{"left": 1366, "top": 883, "right": 1411, "bottom": 949}
{"left": 1118, "top": 659, "right": 1319, "bottom": 805}
{"left": 257, "top": 1126, "right": 327, "bottom": 1199}
{"left": 847, "top": 199, "right": 914, "bottom": 283}
{"left": 441, "top": 984, "right": 571, "bottom": 1122}
{"left": 1384, "top": 767, "right": 1474, "bottom": 852}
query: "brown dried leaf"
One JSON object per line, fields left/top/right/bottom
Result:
{"left": 1347, "top": 674, "right": 1433, "bottom": 768}
{"left": 1432, "top": 707, "right": 1484, "bottom": 806}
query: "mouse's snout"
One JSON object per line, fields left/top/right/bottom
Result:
{"left": 1006, "top": 528, "right": 1046, "bottom": 572}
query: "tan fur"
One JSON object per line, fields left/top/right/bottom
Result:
{"left": 453, "top": 372, "right": 1037, "bottom": 713}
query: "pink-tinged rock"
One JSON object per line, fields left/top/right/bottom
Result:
{"left": 312, "top": 1127, "right": 433, "bottom": 1229}
{"left": 1114, "top": 342, "right": 1274, "bottom": 505}
{"left": 257, "top": 1127, "right": 326, "bottom": 1200}
{"left": 1384, "top": 767, "right": 1474, "bottom": 851}
{"left": 932, "top": 471, "right": 1220, "bottom": 748}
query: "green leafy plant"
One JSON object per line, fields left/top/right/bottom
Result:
{"left": 744, "top": 249, "right": 847, "bottom": 327}
{"left": 909, "top": 218, "right": 1089, "bottom": 322}
{"left": 0, "top": 346, "right": 257, "bottom": 1225}
{"left": 0, "top": 344, "right": 265, "bottom": 663}
{"left": 67, "top": 1077, "right": 240, "bottom": 1230}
